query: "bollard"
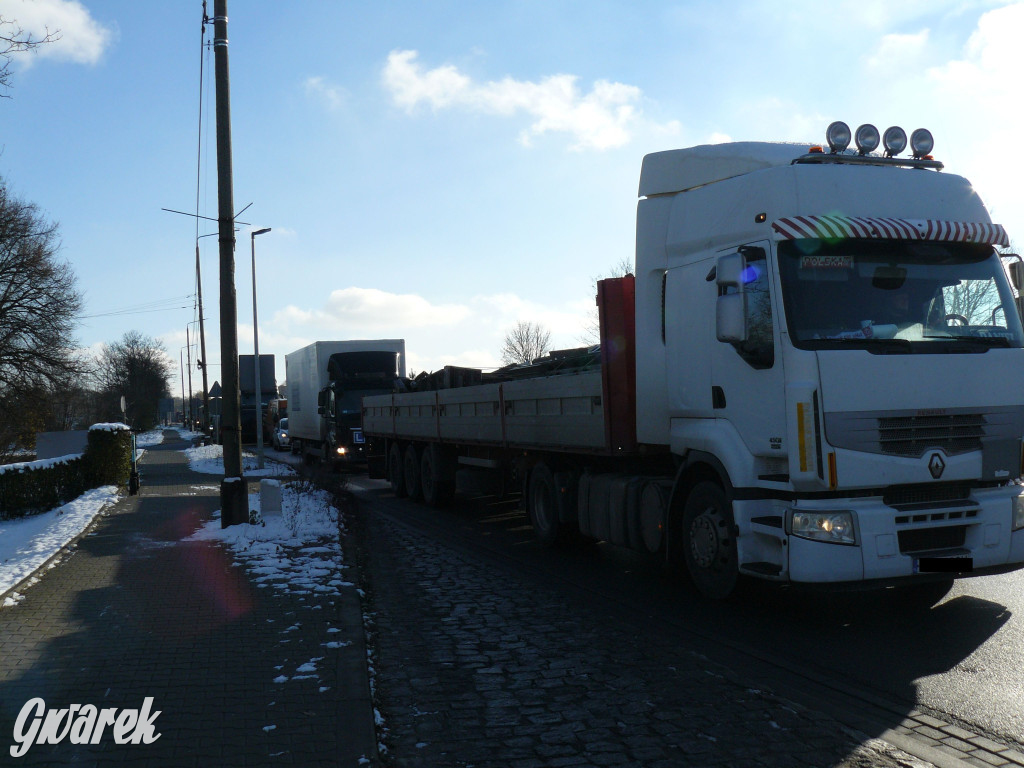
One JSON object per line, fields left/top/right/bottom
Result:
{"left": 260, "top": 479, "right": 282, "bottom": 518}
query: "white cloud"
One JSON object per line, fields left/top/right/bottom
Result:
{"left": 4, "top": 0, "right": 113, "bottom": 67}
{"left": 264, "top": 286, "right": 595, "bottom": 374}
{"left": 381, "top": 49, "right": 673, "bottom": 151}
{"left": 928, "top": 3, "right": 1023, "bottom": 95}
{"left": 925, "top": 3, "right": 1024, "bottom": 240}
{"left": 304, "top": 76, "right": 348, "bottom": 111}
{"left": 273, "top": 287, "right": 471, "bottom": 333}
{"left": 864, "top": 29, "right": 930, "bottom": 71}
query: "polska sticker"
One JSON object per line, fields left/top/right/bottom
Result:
{"left": 799, "top": 255, "right": 854, "bottom": 269}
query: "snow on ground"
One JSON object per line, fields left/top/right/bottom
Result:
{"left": 184, "top": 443, "right": 298, "bottom": 478}
{"left": 135, "top": 429, "right": 167, "bottom": 448}
{"left": 0, "top": 427, "right": 225, "bottom": 602}
{"left": 0, "top": 427, "right": 172, "bottom": 601}
{"left": 0, "top": 486, "right": 120, "bottom": 603}
{"left": 189, "top": 481, "right": 354, "bottom": 713}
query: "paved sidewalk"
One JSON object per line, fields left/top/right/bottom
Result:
{"left": 0, "top": 431, "right": 378, "bottom": 767}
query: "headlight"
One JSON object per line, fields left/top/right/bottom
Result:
{"left": 910, "top": 128, "right": 934, "bottom": 158}
{"left": 790, "top": 510, "right": 857, "bottom": 545}
{"left": 336, "top": 446, "right": 347, "bottom": 456}
{"left": 855, "top": 124, "right": 880, "bottom": 155}
{"left": 1013, "top": 492, "right": 1024, "bottom": 532}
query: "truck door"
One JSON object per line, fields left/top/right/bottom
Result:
{"left": 711, "top": 241, "right": 788, "bottom": 468}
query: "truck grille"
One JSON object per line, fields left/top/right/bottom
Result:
{"left": 882, "top": 484, "right": 971, "bottom": 509}
{"left": 825, "top": 406, "right": 1024, "bottom": 459}
{"left": 878, "top": 414, "right": 985, "bottom": 458}
{"left": 898, "top": 525, "right": 967, "bottom": 554}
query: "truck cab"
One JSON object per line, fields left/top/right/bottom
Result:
{"left": 317, "top": 350, "right": 401, "bottom": 465}
{"left": 635, "top": 124, "right": 1024, "bottom": 595}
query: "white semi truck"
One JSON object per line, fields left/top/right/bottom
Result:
{"left": 285, "top": 340, "right": 406, "bottom": 467}
{"left": 363, "top": 122, "right": 1024, "bottom": 598}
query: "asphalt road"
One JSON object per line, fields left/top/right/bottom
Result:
{"left": 349, "top": 467, "right": 1024, "bottom": 757}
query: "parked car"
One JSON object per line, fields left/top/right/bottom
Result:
{"left": 272, "top": 418, "right": 290, "bottom": 451}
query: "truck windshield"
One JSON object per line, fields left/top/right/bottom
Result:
{"left": 777, "top": 239, "right": 1024, "bottom": 352}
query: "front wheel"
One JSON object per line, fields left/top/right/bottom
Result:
{"left": 681, "top": 481, "right": 740, "bottom": 600}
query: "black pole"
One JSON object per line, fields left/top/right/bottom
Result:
{"left": 196, "top": 6, "right": 211, "bottom": 439}
{"left": 213, "top": 0, "right": 246, "bottom": 525}
{"left": 197, "top": 244, "right": 211, "bottom": 436}
{"left": 186, "top": 325, "right": 194, "bottom": 429}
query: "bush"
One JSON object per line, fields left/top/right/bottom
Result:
{"left": 0, "top": 422, "right": 131, "bottom": 520}
{"left": 0, "top": 454, "right": 87, "bottom": 519}
{"left": 83, "top": 423, "right": 132, "bottom": 488}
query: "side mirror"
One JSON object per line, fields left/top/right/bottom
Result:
{"left": 716, "top": 252, "right": 746, "bottom": 289}
{"left": 1008, "top": 258, "right": 1024, "bottom": 292}
{"left": 716, "top": 252, "right": 747, "bottom": 342}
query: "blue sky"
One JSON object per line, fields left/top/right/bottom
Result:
{"left": 2, "top": 0, "right": 1022, "bottom": 392}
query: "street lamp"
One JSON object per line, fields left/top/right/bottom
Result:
{"left": 251, "top": 227, "right": 271, "bottom": 469}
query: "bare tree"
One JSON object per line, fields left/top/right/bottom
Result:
{"left": 943, "top": 279, "right": 1001, "bottom": 325}
{"left": 580, "top": 258, "right": 634, "bottom": 346}
{"left": 0, "top": 15, "right": 60, "bottom": 95}
{"left": 94, "top": 331, "right": 174, "bottom": 431}
{"left": 0, "top": 180, "right": 85, "bottom": 394}
{"left": 501, "top": 321, "right": 552, "bottom": 366}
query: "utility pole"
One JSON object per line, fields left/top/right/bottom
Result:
{"left": 213, "top": 0, "right": 246, "bottom": 526}
{"left": 186, "top": 326, "right": 195, "bottom": 429}
{"left": 197, "top": 244, "right": 211, "bottom": 436}
{"left": 180, "top": 350, "right": 186, "bottom": 426}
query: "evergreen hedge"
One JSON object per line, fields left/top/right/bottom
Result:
{"left": 0, "top": 423, "right": 131, "bottom": 520}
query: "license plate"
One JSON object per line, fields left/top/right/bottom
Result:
{"left": 913, "top": 556, "right": 973, "bottom": 574}
{"left": 352, "top": 430, "right": 365, "bottom": 444}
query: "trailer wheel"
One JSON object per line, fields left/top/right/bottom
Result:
{"left": 403, "top": 443, "right": 422, "bottom": 501}
{"left": 682, "top": 481, "right": 739, "bottom": 599}
{"left": 420, "top": 444, "right": 455, "bottom": 508}
{"left": 388, "top": 442, "right": 407, "bottom": 498}
{"left": 528, "top": 463, "right": 563, "bottom": 548}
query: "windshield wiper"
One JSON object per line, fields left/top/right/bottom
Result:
{"left": 826, "top": 337, "right": 913, "bottom": 353}
{"left": 943, "top": 335, "right": 1013, "bottom": 349}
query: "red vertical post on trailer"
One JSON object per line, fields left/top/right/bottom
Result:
{"left": 597, "top": 276, "right": 637, "bottom": 453}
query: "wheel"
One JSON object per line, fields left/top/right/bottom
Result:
{"left": 388, "top": 442, "right": 407, "bottom": 498}
{"left": 945, "top": 313, "right": 969, "bottom": 326}
{"left": 420, "top": 444, "right": 455, "bottom": 508}
{"left": 682, "top": 481, "right": 740, "bottom": 599}
{"left": 403, "top": 443, "right": 422, "bottom": 501}
{"left": 528, "top": 463, "right": 564, "bottom": 547}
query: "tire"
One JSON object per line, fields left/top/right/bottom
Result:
{"left": 528, "top": 463, "right": 563, "bottom": 548}
{"left": 420, "top": 444, "right": 455, "bottom": 508}
{"left": 681, "top": 481, "right": 740, "bottom": 600}
{"left": 388, "top": 442, "right": 407, "bottom": 498}
{"left": 403, "top": 443, "right": 422, "bottom": 501}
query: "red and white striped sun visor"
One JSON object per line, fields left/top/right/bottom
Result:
{"left": 772, "top": 215, "right": 1009, "bottom": 246}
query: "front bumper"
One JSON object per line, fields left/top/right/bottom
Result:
{"left": 744, "top": 484, "right": 1024, "bottom": 585}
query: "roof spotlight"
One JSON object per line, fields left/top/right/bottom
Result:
{"left": 855, "top": 124, "right": 880, "bottom": 155}
{"left": 825, "top": 121, "right": 851, "bottom": 153}
{"left": 910, "top": 128, "right": 934, "bottom": 158}
{"left": 883, "top": 126, "right": 907, "bottom": 157}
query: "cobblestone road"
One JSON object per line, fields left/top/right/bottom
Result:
{"left": 352, "top": 492, "right": 926, "bottom": 768}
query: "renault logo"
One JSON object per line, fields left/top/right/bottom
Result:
{"left": 928, "top": 453, "right": 946, "bottom": 479}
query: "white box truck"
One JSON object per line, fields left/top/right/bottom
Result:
{"left": 285, "top": 340, "right": 406, "bottom": 467}
{"left": 364, "top": 122, "right": 1024, "bottom": 598}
